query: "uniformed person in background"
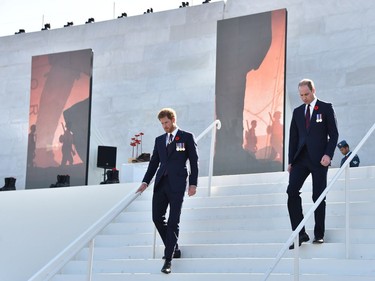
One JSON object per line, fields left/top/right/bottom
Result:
{"left": 337, "top": 140, "right": 360, "bottom": 168}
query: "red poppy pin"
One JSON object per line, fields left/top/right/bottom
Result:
{"left": 314, "top": 105, "right": 319, "bottom": 111}
{"left": 175, "top": 136, "right": 180, "bottom": 141}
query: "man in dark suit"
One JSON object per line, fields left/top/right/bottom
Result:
{"left": 137, "top": 108, "right": 199, "bottom": 274}
{"left": 287, "top": 79, "right": 338, "bottom": 249}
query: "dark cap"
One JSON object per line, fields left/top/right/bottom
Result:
{"left": 337, "top": 140, "right": 348, "bottom": 149}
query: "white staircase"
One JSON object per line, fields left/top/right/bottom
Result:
{"left": 51, "top": 166, "right": 375, "bottom": 281}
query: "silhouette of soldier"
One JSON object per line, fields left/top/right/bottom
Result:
{"left": 243, "top": 120, "right": 258, "bottom": 157}
{"left": 27, "top": 124, "right": 37, "bottom": 167}
{"left": 59, "top": 122, "right": 76, "bottom": 166}
{"left": 267, "top": 111, "right": 283, "bottom": 161}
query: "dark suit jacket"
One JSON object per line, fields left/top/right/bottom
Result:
{"left": 289, "top": 99, "right": 339, "bottom": 166}
{"left": 142, "top": 129, "right": 199, "bottom": 193}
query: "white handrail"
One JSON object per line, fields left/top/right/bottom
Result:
{"left": 86, "top": 239, "right": 94, "bottom": 281}
{"left": 196, "top": 119, "right": 221, "bottom": 196}
{"left": 344, "top": 165, "right": 350, "bottom": 258}
{"left": 263, "top": 122, "right": 375, "bottom": 281}
{"left": 196, "top": 119, "right": 221, "bottom": 142}
{"left": 28, "top": 191, "right": 141, "bottom": 281}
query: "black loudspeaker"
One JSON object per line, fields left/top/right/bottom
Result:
{"left": 97, "top": 146, "right": 117, "bottom": 169}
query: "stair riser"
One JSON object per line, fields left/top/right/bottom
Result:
{"left": 59, "top": 258, "right": 375, "bottom": 275}
{"left": 74, "top": 243, "right": 375, "bottom": 260}
{"left": 93, "top": 228, "right": 375, "bottom": 247}
{"left": 103, "top": 215, "right": 375, "bottom": 234}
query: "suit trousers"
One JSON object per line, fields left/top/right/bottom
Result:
{"left": 287, "top": 147, "right": 328, "bottom": 239}
{"left": 152, "top": 175, "right": 184, "bottom": 260}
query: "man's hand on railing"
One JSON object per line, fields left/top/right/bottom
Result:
{"left": 136, "top": 182, "right": 148, "bottom": 194}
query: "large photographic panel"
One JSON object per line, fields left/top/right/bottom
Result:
{"left": 214, "top": 9, "right": 287, "bottom": 175}
{"left": 26, "top": 49, "right": 93, "bottom": 188}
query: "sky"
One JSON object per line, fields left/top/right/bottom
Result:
{"left": 0, "top": 0, "right": 221, "bottom": 37}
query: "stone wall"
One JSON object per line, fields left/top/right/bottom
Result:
{"left": 0, "top": 0, "right": 374, "bottom": 188}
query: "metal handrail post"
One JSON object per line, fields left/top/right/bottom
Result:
{"left": 152, "top": 226, "right": 157, "bottom": 259}
{"left": 294, "top": 236, "right": 299, "bottom": 281}
{"left": 207, "top": 120, "right": 221, "bottom": 197}
{"left": 345, "top": 165, "right": 350, "bottom": 259}
{"left": 86, "top": 239, "right": 95, "bottom": 281}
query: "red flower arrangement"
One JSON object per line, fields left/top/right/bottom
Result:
{"left": 130, "top": 142, "right": 137, "bottom": 158}
{"left": 130, "top": 132, "right": 144, "bottom": 158}
{"left": 175, "top": 136, "right": 180, "bottom": 141}
{"left": 314, "top": 105, "right": 319, "bottom": 111}
{"left": 139, "top": 132, "right": 144, "bottom": 153}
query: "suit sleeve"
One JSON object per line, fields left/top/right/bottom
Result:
{"left": 187, "top": 133, "right": 199, "bottom": 186}
{"left": 288, "top": 110, "right": 299, "bottom": 165}
{"left": 324, "top": 103, "right": 339, "bottom": 159}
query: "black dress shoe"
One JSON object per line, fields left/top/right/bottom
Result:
{"left": 313, "top": 237, "right": 324, "bottom": 244}
{"left": 161, "top": 260, "right": 171, "bottom": 274}
{"left": 289, "top": 232, "right": 310, "bottom": 250}
{"left": 173, "top": 248, "right": 181, "bottom": 258}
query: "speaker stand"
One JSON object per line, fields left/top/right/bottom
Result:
{"left": 101, "top": 168, "right": 108, "bottom": 184}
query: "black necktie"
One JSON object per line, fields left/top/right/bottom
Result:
{"left": 167, "top": 134, "right": 173, "bottom": 158}
{"left": 305, "top": 104, "right": 310, "bottom": 128}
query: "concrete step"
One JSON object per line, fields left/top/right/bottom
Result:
{"left": 75, "top": 242, "right": 375, "bottom": 260}
{"left": 93, "top": 228, "right": 375, "bottom": 247}
{"left": 202, "top": 166, "right": 375, "bottom": 187}
{"left": 51, "top": 272, "right": 375, "bottom": 281}
{"left": 115, "top": 201, "right": 375, "bottom": 223}
{"left": 59, "top": 258, "right": 375, "bottom": 275}
{"left": 127, "top": 188, "right": 375, "bottom": 212}
{"left": 135, "top": 178, "right": 375, "bottom": 200}
{"left": 103, "top": 215, "right": 375, "bottom": 235}
{"left": 211, "top": 178, "right": 375, "bottom": 196}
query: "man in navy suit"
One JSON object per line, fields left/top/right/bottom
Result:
{"left": 137, "top": 108, "right": 199, "bottom": 273}
{"left": 287, "top": 79, "right": 338, "bottom": 249}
